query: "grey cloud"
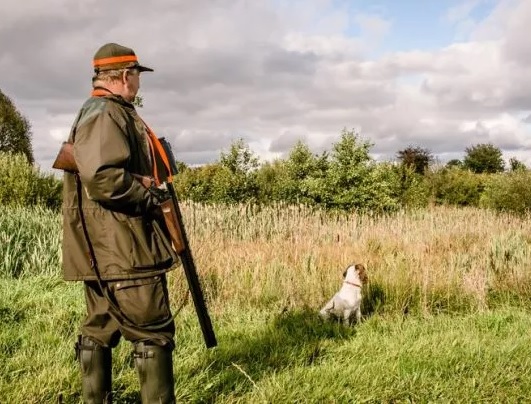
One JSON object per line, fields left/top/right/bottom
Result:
{"left": 168, "top": 130, "right": 237, "bottom": 153}
{"left": 174, "top": 150, "right": 223, "bottom": 166}
{"left": 262, "top": 48, "right": 318, "bottom": 76}
{"left": 2, "top": 0, "right": 531, "bottom": 169}
{"left": 269, "top": 130, "right": 308, "bottom": 153}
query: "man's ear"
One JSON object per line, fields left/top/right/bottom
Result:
{"left": 122, "top": 69, "right": 130, "bottom": 84}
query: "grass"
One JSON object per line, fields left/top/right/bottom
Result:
{"left": 2, "top": 204, "right": 531, "bottom": 402}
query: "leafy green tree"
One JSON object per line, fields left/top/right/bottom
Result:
{"left": 396, "top": 145, "right": 433, "bottom": 175}
{"left": 0, "top": 90, "right": 33, "bottom": 163}
{"left": 133, "top": 95, "right": 144, "bottom": 108}
{"left": 282, "top": 140, "right": 329, "bottom": 204}
{"left": 446, "top": 159, "right": 462, "bottom": 169}
{"left": 219, "top": 138, "right": 260, "bottom": 202}
{"left": 254, "top": 159, "right": 289, "bottom": 203}
{"left": 463, "top": 143, "right": 504, "bottom": 173}
{"left": 430, "top": 167, "right": 485, "bottom": 206}
{"left": 509, "top": 157, "right": 526, "bottom": 172}
{"left": 0, "top": 152, "right": 62, "bottom": 210}
{"left": 286, "top": 141, "right": 319, "bottom": 180}
{"left": 324, "top": 129, "right": 375, "bottom": 210}
{"left": 481, "top": 171, "right": 531, "bottom": 215}
{"left": 220, "top": 138, "right": 259, "bottom": 175}
{"left": 174, "top": 164, "right": 218, "bottom": 202}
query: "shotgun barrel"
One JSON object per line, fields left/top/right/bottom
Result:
{"left": 158, "top": 138, "right": 217, "bottom": 348}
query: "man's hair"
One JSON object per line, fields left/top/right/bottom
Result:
{"left": 92, "top": 69, "right": 125, "bottom": 86}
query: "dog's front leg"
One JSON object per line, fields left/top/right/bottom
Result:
{"left": 342, "top": 310, "right": 352, "bottom": 326}
{"left": 355, "top": 307, "right": 362, "bottom": 323}
{"left": 319, "top": 299, "right": 335, "bottom": 320}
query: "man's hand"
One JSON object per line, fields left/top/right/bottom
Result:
{"left": 131, "top": 174, "right": 170, "bottom": 204}
{"left": 148, "top": 184, "right": 170, "bottom": 204}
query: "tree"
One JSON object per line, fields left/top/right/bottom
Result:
{"left": 463, "top": 143, "right": 504, "bottom": 174}
{"left": 286, "top": 140, "right": 318, "bottom": 181}
{"left": 218, "top": 138, "right": 260, "bottom": 202}
{"left": 509, "top": 157, "right": 526, "bottom": 172}
{"left": 0, "top": 89, "right": 33, "bottom": 163}
{"left": 324, "top": 129, "right": 375, "bottom": 210}
{"left": 133, "top": 95, "right": 144, "bottom": 108}
{"left": 446, "top": 159, "right": 462, "bottom": 169}
{"left": 283, "top": 140, "right": 329, "bottom": 204}
{"left": 396, "top": 145, "right": 433, "bottom": 174}
{"left": 220, "top": 138, "right": 259, "bottom": 175}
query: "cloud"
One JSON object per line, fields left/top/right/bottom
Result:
{"left": 353, "top": 12, "right": 392, "bottom": 44}
{"left": 1, "top": 0, "right": 531, "bottom": 172}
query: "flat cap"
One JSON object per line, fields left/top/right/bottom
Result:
{"left": 93, "top": 43, "right": 154, "bottom": 73}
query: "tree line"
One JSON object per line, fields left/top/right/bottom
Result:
{"left": 2, "top": 88, "right": 531, "bottom": 214}
{"left": 172, "top": 133, "right": 530, "bottom": 214}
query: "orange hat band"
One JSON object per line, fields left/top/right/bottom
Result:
{"left": 93, "top": 55, "right": 138, "bottom": 67}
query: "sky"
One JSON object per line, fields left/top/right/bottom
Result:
{"left": 1, "top": 0, "right": 531, "bottom": 171}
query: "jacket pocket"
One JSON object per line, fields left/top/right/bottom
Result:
{"left": 126, "top": 216, "right": 174, "bottom": 270}
{"left": 98, "top": 211, "right": 174, "bottom": 273}
{"left": 111, "top": 276, "right": 172, "bottom": 326}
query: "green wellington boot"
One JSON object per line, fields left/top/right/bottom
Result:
{"left": 133, "top": 342, "right": 175, "bottom": 404}
{"left": 75, "top": 335, "right": 112, "bottom": 403}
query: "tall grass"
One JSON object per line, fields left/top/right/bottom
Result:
{"left": 2, "top": 204, "right": 531, "bottom": 402}
{"left": 2, "top": 203, "right": 531, "bottom": 314}
{"left": 0, "top": 205, "right": 61, "bottom": 277}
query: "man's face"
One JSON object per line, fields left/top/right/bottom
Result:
{"left": 123, "top": 68, "right": 140, "bottom": 102}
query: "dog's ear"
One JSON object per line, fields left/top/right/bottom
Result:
{"left": 355, "top": 264, "right": 368, "bottom": 283}
{"left": 343, "top": 264, "right": 353, "bottom": 278}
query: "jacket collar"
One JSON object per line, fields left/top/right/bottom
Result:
{"left": 91, "top": 87, "right": 134, "bottom": 108}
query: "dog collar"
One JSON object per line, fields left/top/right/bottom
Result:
{"left": 344, "top": 280, "right": 362, "bottom": 288}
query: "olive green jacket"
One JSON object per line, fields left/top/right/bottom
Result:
{"left": 62, "top": 93, "right": 177, "bottom": 281}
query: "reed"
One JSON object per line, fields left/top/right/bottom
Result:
{"left": 2, "top": 203, "right": 530, "bottom": 315}
{"left": 2, "top": 204, "right": 531, "bottom": 402}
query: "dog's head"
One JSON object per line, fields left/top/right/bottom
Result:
{"left": 342, "top": 263, "right": 368, "bottom": 284}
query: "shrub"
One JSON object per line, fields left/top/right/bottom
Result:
{"left": 0, "top": 152, "right": 62, "bottom": 211}
{"left": 480, "top": 171, "right": 531, "bottom": 215}
{"left": 429, "top": 167, "right": 485, "bottom": 207}
{"left": 390, "top": 164, "right": 431, "bottom": 209}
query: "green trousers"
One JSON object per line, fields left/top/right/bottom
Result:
{"left": 81, "top": 275, "right": 175, "bottom": 348}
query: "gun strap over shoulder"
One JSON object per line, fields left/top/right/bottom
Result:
{"left": 142, "top": 121, "right": 174, "bottom": 185}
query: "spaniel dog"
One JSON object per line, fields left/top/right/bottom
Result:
{"left": 319, "top": 264, "right": 368, "bottom": 325}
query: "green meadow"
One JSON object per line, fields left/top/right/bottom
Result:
{"left": 1, "top": 204, "right": 531, "bottom": 403}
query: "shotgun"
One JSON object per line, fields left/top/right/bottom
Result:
{"left": 157, "top": 138, "right": 217, "bottom": 348}
{"left": 53, "top": 141, "right": 218, "bottom": 348}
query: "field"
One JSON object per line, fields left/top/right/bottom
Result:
{"left": 1, "top": 204, "right": 531, "bottom": 402}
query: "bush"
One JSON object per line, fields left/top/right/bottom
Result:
{"left": 390, "top": 164, "right": 431, "bottom": 209}
{"left": 429, "top": 167, "right": 485, "bottom": 207}
{"left": 480, "top": 171, "right": 531, "bottom": 215}
{"left": 0, "top": 152, "right": 62, "bottom": 211}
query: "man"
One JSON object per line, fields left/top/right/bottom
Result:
{"left": 62, "top": 43, "right": 177, "bottom": 403}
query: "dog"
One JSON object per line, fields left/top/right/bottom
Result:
{"left": 319, "top": 263, "right": 368, "bottom": 325}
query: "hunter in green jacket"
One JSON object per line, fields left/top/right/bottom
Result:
{"left": 61, "top": 43, "right": 177, "bottom": 403}
{"left": 63, "top": 85, "right": 175, "bottom": 281}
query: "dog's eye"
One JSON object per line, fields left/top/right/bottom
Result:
{"left": 342, "top": 271, "right": 347, "bottom": 277}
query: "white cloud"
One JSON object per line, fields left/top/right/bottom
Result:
{"left": 1, "top": 0, "right": 531, "bottom": 170}
{"left": 353, "top": 12, "right": 392, "bottom": 45}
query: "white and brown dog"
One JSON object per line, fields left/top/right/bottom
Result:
{"left": 319, "top": 264, "right": 368, "bottom": 325}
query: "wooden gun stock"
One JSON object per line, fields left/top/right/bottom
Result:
{"left": 52, "top": 141, "right": 152, "bottom": 188}
{"left": 159, "top": 199, "right": 186, "bottom": 254}
{"left": 52, "top": 142, "right": 77, "bottom": 172}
